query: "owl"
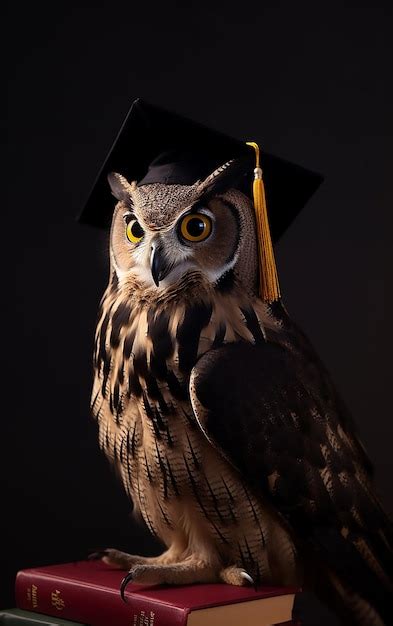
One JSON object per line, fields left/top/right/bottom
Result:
{"left": 85, "top": 102, "right": 393, "bottom": 626}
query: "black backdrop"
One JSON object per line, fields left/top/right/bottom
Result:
{"left": 4, "top": 1, "right": 392, "bottom": 623}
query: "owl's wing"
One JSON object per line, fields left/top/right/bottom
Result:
{"left": 189, "top": 336, "right": 393, "bottom": 621}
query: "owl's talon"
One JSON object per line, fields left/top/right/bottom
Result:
{"left": 120, "top": 572, "right": 134, "bottom": 603}
{"left": 240, "top": 570, "right": 255, "bottom": 586}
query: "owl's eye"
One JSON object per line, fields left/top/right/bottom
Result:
{"left": 180, "top": 213, "right": 212, "bottom": 242}
{"left": 125, "top": 219, "right": 144, "bottom": 243}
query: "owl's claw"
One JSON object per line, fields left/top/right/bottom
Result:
{"left": 240, "top": 570, "right": 255, "bottom": 587}
{"left": 120, "top": 572, "right": 134, "bottom": 603}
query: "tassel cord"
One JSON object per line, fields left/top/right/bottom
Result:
{"left": 246, "top": 141, "right": 281, "bottom": 303}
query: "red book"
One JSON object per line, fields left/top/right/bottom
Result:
{"left": 15, "top": 560, "right": 300, "bottom": 626}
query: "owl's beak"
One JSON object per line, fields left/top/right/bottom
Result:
{"left": 150, "top": 244, "right": 172, "bottom": 286}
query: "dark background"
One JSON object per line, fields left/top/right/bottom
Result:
{"left": 4, "top": 1, "right": 392, "bottom": 623}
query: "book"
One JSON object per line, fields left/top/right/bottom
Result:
{"left": 15, "top": 560, "right": 300, "bottom": 626}
{"left": 0, "top": 608, "right": 84, "bottom": 625}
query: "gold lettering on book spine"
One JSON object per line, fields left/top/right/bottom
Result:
{"left": 27, "top": 584, "right": 38, "bottom": 608}
{"left": 132, "top": 609, "right": 155, "bottom": 626}
{"left": 51, "top": 589, "right": 65, "bottom": 611}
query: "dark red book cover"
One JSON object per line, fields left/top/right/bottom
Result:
{"left": 15, "top": 560, "right": 300, "bottom": 626}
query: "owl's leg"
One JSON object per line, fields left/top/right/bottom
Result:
{"left": 120, "top": 557, "right": 255, "bottom": 598}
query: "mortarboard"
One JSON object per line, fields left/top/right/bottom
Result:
{"left": 79, "top": 98, "right": 323, "bottom": 301}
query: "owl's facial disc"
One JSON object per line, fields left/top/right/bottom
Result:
{"left": 110, "top": 191, "right": 242, "bottom": 290}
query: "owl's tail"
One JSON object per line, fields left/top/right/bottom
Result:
{"left": 310, "top": 501, "right": 393, "bottom": 626}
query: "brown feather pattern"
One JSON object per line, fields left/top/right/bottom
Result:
{"left": 92, "top": 274, "right": 300, "bottom": 584}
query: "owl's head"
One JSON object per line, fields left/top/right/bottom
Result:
{"left": 108, "top": 161, "right": 258, "bottom": 297}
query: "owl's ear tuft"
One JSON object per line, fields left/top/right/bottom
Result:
{"left": 197, "top": 158, "right": 249, "bottom": 198}
{"left": 107, "top": 172, "right": 136, "bottom": 201}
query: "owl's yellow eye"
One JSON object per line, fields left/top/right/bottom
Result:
{"left": 126, "top": 219, "right": 144, "bottom": 243}
{"left": 180, "top": 213, "right": 212, "bottom": 242}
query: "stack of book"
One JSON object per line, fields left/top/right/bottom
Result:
{"left": 2, "top": 560, "right": 301, "bottom": 625}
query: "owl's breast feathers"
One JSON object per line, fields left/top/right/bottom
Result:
{"left": 91, "top": 272, "right": 269, "bottom": 441}
{"left": 90, "top": 273, "right": 274, "bottom": 499}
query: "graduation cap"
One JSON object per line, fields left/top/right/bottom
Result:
{"left": 79, "top": 98, "right": 323, "bottom": 302}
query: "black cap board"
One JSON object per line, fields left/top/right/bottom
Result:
{"left": 78, "top": 98, "right": 323, "bottom": 242}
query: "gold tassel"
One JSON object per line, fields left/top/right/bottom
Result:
{"left": 246, "top": 141, "right": 281, "bottom": 303}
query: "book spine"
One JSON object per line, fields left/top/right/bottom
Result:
{"left": 15, "top": 570, "right": 187, "bottom": 626}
